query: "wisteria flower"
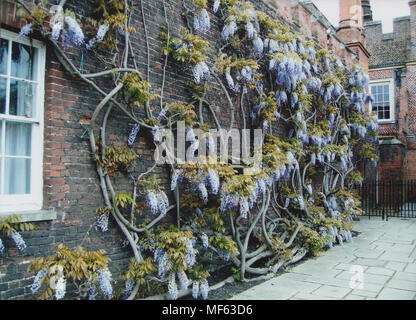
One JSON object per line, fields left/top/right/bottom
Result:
{"left": 194, "top": 9, "right": 210, "bottom": 33}
{"left": 17, "top": 23, "right": 32, "bottom": 40}
{"left": 96, "top": 210, "right": 109, "bottom": 232}
{"left": 10, "top": 232, "right": 26, "bottom": 252}
{"left": 98, "top": 268, "right": 113, "bottom": 299}
{"left": 192, "top": 281, "right": 200, "bottom": 299}
{"left": 200, "top": 233, "right": 209, "bottom": 249}
{"left": 177, "top": 270, "right": 190, "bottom": 291}
{"left": 200, "top": 279, "right": 209, "bottom": 300}
{"left": 213, "top": 0, "right": 221, "bottom": 13}
{"left": 193, "top": 61, "right": 210, "bottom": 84}
{"left": 127, "top": 124, "right": 140, "bottom": 147}
{"left": 0, "top": 238, "right": 4, "bottom": 255}
{"left": 62, "top": 16, "right": 84, "bottom": 49}
{"left": 55, "top": 276, "right": 66, "bottom": 300}
{"left": 168, "top": 272, "right": 178, "bottom": 300}
{"left": 30, "top": 267, "right": 48, "bottom": 295}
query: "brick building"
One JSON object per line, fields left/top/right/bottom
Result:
{"left": 0, "top": 0, "right": 368, "bottom": 299}
{"left": 363, "top": 1, "right": 416, "bottom": 181}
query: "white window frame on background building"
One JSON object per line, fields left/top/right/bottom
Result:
{"left": 369, "top": 78, "right": 395, "bottom": 123}
{"left": 0, "top": 28, "right": 46, "bottom": 216}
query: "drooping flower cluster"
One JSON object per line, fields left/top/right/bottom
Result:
{"left": 0, "top": 238, "right": 4, "bottom": 255}
{"left": 168, "top": 272, "right": 178, "bottom": 300}
{"left": 127, "top": 124, "right": 140, "bottom": 147}
{"left": 30, "top": 268, "right": 48, "bottom": 295}
{"left": 88, "top": 283, "right": 97, "bottom": 300}
{"left": 177, "top": 270, "right": 190, "bottom": 290}
{"left": 192, "top": 61, "right": 210, "bottom": 84}
{"left": 200, "top": 233, "right": 209, "bottom": 249}
{"left": 10, "top": 231, "right": 27, "bottom": 252}
{"left": 153, "top": 248, "right": 172, "bottom": 279}
{"left": 194, "top": 9, "right": 211, "bottom": 33}
{"left": 17, "top": 23, "right": 32, "bottom": 40}
{"left": 97, "top": 268, "right": 113, "bottom": 299}
{"left": 96, "top": 210, "right": 109, "bottom": 232}
{"left": 61, "top": 16, "right": 85, "bottom": 49}
{"left": 145, "top": 190, "right": 169, "bottom": 216}
{"left": 87, "top": 24, "right": 110, "bottom": 50}
{"left": 123, "top": 278, "right": 135, "bottom": 298}
{"left": 55, "top": 276, "right": 67, "bottom": 300}
{"left": 200, "top": 279, "right": 209, "bottom": 300}
{"left": 184, "top": 237, "right": 196, "bottom": 268}
{"left": 192, "top": 281, "right": 200, "bottom": 299}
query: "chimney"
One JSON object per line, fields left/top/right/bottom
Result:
{"left": 339, "top": 0, "right": 363, "bottom": 29}
{"left": 337, "top": 0, "right": 370, "bottom": 66}
{"left": 362, "top": 0, "right": 373, "bottom": 23}
{"left": 410, "top": 1, "right": 416, "bottom": 60}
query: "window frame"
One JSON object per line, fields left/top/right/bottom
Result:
{"left": 0, "top": 28, "right": 46, "bottom": 215}
{"left": 369, "top": 78, "right": 395, "bottom": 123}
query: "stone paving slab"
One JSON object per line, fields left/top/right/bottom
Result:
{"left": 230, "top": 218, "right": 416, "bottom": 300}
{"left": 311, "top": 285, "right": 351, "bottom": 299}
{"left": 385, "top": 278, "right": 416, "bottom": 291}
{"left": 376, "top": 288, "right": 416, "bottom": 300}
{"left": 366, "top": 266, "right": 395, "bottom": 277}
{"left": 291, "top": 293, "right": 336, "bottom": 300}
{"left": 335, "top": 270, "right": 390, "bottom": 285}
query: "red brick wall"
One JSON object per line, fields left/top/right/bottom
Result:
{"left": 0, "top": 0, "right": 364, "bottom": 299}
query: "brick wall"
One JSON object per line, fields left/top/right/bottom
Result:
{"left": 0, "top": 0, "right": 363, "bottom": 299}
{"left": 364, "top": 1, "right": 416, "bottom": 182}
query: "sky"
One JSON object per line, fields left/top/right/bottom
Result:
{"left": 311, "top": 0, "right": 411, "bottom": 33}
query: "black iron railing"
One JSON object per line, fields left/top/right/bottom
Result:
{"left": 361, "top": 181, "right": 416, "bottom": 219}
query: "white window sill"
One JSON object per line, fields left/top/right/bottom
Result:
{"left": 0, "top": 210, "right": 56, "bottom": 222}
{"left": 378, "top": 120, "right": 395, "bottom": 124}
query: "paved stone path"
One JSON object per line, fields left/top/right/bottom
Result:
{"left": 230, "top": 217, "right": 416, "bottom": 300}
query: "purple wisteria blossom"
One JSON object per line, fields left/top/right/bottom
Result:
{"left": 127, "top": 124, "right": 140, "bottom": 147}
{"left": 98, "top": 268, "right": 113, "bottom": 299}
{"left": 10, "top": 232, "right": 26, "bottom": 252}
{"left": 194, "top": 9, "right": 210, "bottom": 33}
{"left": 17, "top": 23, "right": 32, "bottom": 40}
{"left": 192, "top": 61, "right": 210, "bottom": 84}
{"left": 55, "top": 276, "right": 66, "bottom": 300}
{"left": 168, "top": 272, "right": 178, "bottom": 300}
{"left": 30, "top": 268, "right": 48, "bottom": 295}
{"left": 62, "top": 16, "right": 85, "bottom": 49}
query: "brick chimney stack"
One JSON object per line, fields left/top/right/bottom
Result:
{"left": 337, "top": 0, "right": 370, "bottom": 66}
{"left": 410, "top": 1, "right": 416, "bottom": 60}
{"left": 339, "top": 0, "right": 363, "bottom": 29}
{"left": 362, "top": 0, "right": 373, "bottom": 23}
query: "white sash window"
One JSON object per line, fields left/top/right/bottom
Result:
{"left": 0, "top": 29, "right": 46, "bottom": 213}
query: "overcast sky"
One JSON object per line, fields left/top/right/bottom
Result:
{"left": 311, "top": 0, "right": 411, "bottom": 33}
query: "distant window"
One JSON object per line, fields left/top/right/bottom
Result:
{"left": 370, "top": 79, "right": 394, "bottom": 122}
{"left": 0, "top": 29, "right": 46, "bottom": 213}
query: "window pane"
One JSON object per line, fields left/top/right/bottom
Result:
{"left": 377, "top": 85, "right": 382, "bottom": 94}
{"left": 11, "top": 42, "right": 36, "bottom": 81}
{"left": 384, "top": 93, "right": 389, "bottom": 101}
{"left": 0, "top": 77, "right": 6, "bottom": 114}
{"left": 9, "top": 80, "right": 36, "bottom": 117}
{"left": 385, "top": 110, "right": 390, "bottom": 119}
{"left": 378, "top": 111, "right": 384, "bottom": 119}
{"left": 383, "top": 84, "right": 389, "bottom": 93}
{"left": 4, "top": 158, "right": 31, "bottom": 194}
{"left": 0, "top": 38, "right": 8, "bottom": 75}
{"left": 5, "top": 122, "right": 32, "bottom": 156}
{"left": 377, "top": 93, "right": 383, "bottom": 102}
{"left": 371, "top": 86, "right": 376, "bottom": 95}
